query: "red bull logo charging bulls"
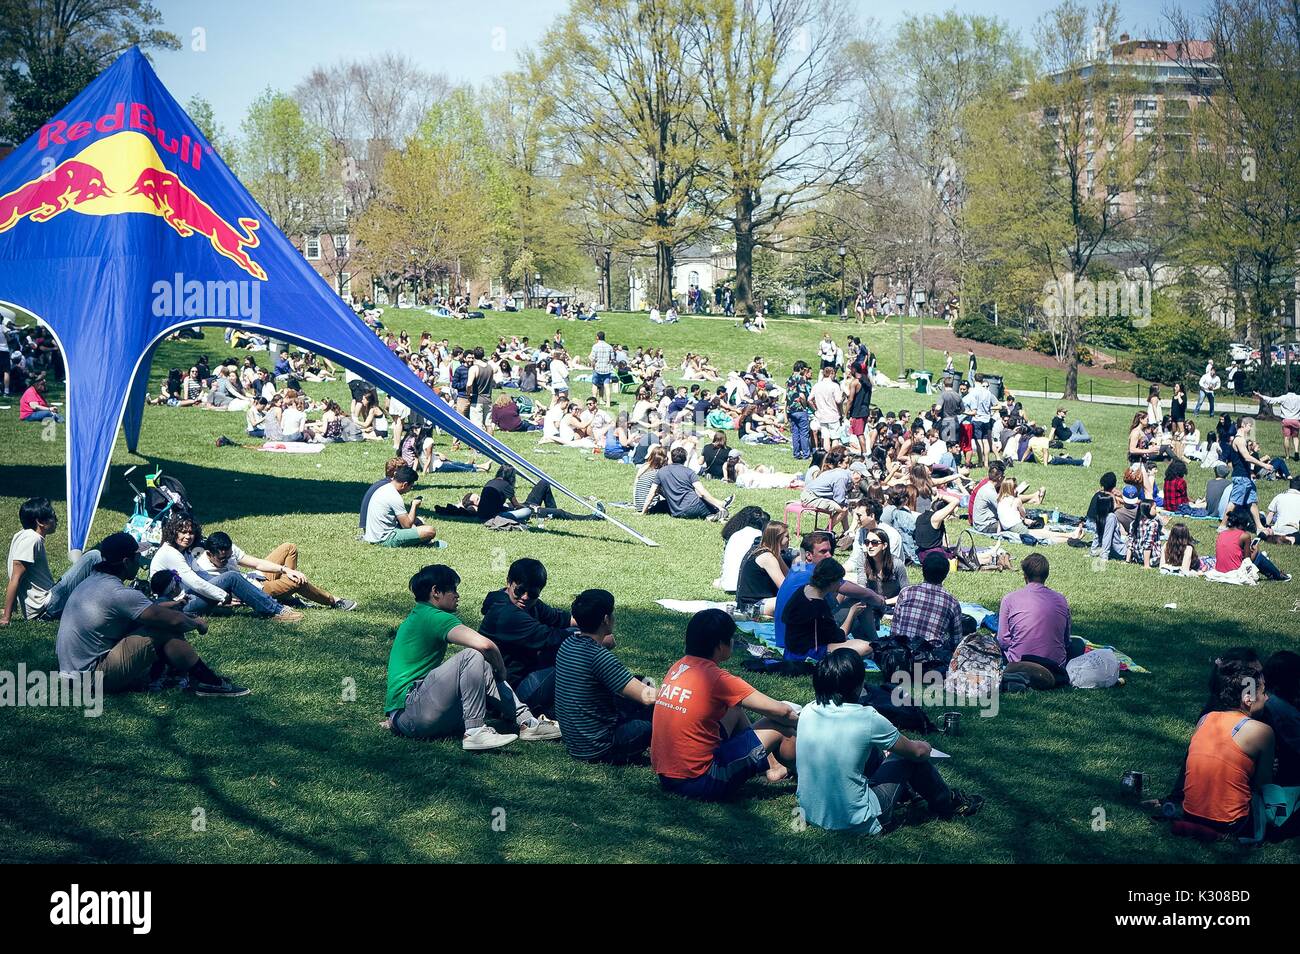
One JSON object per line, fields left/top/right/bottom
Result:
{"left": 0, "top": 120, "right": 266, "bottom": 281}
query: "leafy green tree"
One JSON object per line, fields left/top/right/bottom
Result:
{"left": 237, "top": 89, "right": 330, "bottom": 240}
{"left": 0, "top": 0, "right": 178, "bottom": 145}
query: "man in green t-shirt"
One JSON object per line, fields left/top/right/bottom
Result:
{"left": 384, "top": 564, "right": 561, "bottom": 751}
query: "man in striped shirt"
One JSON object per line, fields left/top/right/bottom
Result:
{"left": 554, "top": 589, "right": 657, "bottom": 764}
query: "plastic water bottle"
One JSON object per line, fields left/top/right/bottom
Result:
{"left": 1051, "top": 509, "right": 1060, "bottom": 524}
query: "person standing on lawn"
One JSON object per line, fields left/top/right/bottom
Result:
{"left": 1256, "top": 388, "right": 1300, "bottom": 462}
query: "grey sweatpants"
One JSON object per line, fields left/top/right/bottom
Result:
{"left": 391, "top": 649, "right": 531, "bottom": 738}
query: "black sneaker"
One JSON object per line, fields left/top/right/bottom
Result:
{"left": 951, "top": 790, "right": 985, "bottom": 818}
{"left": 333, "top": 598, "right": 358, "bottom": 611}
{"left": 723, "top": 493, "right": 736, "bottom": 509}
{"left": 191, "top": 677, "right": 251, "bottom": 698}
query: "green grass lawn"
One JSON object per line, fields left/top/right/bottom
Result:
{"left": 1, "top": 307, "right": 1298, "bottom": 863}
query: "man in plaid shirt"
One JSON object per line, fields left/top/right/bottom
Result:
{"left": 589, "top": 331, "right": 616, "bottom": 407}
{"left": 786, "top": 360, "right": 814, "bottom": 460}
{"left": 891, "top": 553, "right": 964, "bottom": 664}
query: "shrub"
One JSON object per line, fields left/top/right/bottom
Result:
{"left": 954, "top": 312, "right": 1024, "bottom": 349}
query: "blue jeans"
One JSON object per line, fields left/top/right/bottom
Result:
{"left": 23, "top": 409, "right": 61, "bottom": 423}
{"left": 1194, "top": 389, "right": 1215, "bottom": 415}
{"left": 866, "top": 751, "right": 954, "bottom": 823}
{"left": 584, "top": 715, "right": 653, "bottom": 765}
{"left": 514, "top": 667, "right": 555, "bottom": 715}
{"left": 34, "top": 549, "right": 101, "bottom": 619}
{"left": 790, "top": 409, "right": 812, "bottom": 459}
{"left": 434, "top": 461, "right": 478, "bottom": 473}
{"left": 1254, "top": 551, "right": 1286, "bottom": 581}
{"left": 184, "top": 571, "right": 283, "bottom": 616}
{"left": 1066, "top": 421, "right": 1092, "bottom": 442}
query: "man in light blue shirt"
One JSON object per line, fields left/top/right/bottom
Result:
{"left": 796, "top": 649, "right": 981, "bottom": 832}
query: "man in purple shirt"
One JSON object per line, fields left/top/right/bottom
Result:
{"left": 997, "top": 554, "right": 1072, "bottom": 687}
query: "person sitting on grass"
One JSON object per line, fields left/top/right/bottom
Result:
{"left": 639, "top": 446, "right": 734, "bottom": 522}
{"left": 796, "top": 648, "right": 983, "bottom": 832}
{"left": 733, "top": 521, "right": 789, "bottom": 618}
{"left": 1160, "top": 523, "right": 1207, "bottom": 575}
{"left": 383, "top": 564, "right": 560, "bottom": 751}
{"left": 479, "top": 558, "right": 575, "bottom": 716}
{"left": 55, "top": 532, "right": 247, "bottom": 696}
{"left": 359, "top": 457, "right": 405, "bottom": 530}
{"left": 554, "top": 588, "right": 657, "bottom": 764}
{"left": 149, "top": 515, "right": 304, "bottom": 622}
{"left": 1177, "top": 653, "right": 1274, "bottom": 840}
{"left": 996, "top": 554, "right": 1077, "bottom": 689}
{"left": 1215, "top": 507, "right": 1291, "bottom": 582}
{"left": 2, "top": 497, "right": 101, "bottom": 625}
{"left": 1125, "top": 499, "right": 1165, "bottom": 569}
{"left": 774, "top": 530, "right": 886, "bottom": 650}
{"left": 781, "top": 557, "right": 874, "bottom": 661}
{"left": 362, "top": 464, "right": 440, "bottom": 548}
{"left": 650, "top": 608, "right": 800, "bottom": 801}
{"left": 192, "top": 531, "right": 356, "bottom": 611}
{"left": 890, "top": 552, "right": 964, "bottom": 668}
{"left": 18, "top": 372, "right": 61, "bottom": 423}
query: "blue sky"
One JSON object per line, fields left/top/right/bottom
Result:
{"left": 151, "top": 0, "right": 1206, "bottom": 133}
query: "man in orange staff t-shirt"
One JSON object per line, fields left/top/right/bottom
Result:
{"left": 651, "top": 609, "right": 800, "bottom": 800}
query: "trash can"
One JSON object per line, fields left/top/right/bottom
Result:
{"left": 984, "top": 373, "right": 1004, "bottom": 400}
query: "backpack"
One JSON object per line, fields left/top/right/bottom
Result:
{"left": 944, "top": 631, "right": 1005, "bottom": 699}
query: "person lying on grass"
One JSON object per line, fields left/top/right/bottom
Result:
{"left": 55, "top": 532, "right": 248, "bottom": 697}
{"left": 2, "top": 497, "right": 101, "bottom": 625}
{"left": 383, "top": 564, "right": 560, "bottom": 751}
{"left": 479, "top": 558, "right": 576, "bottom": 716}
{"left": 192, "top": 531, "right": 356, "bottom": 612}
{"left": 650, "top": 608, "right": 799, "bottom": 801}
{"left": 554, "top": 588, "right": 657, "bottom": 765}
{"left": 796, "top": 648, "right": 983, "bottom": 832}
{"left": 149, "top": 515, "right": 304, "bottom": 623}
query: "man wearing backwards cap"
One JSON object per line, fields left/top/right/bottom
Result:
{"left": 55, "top": 533, "right": 249, "bottom": 697}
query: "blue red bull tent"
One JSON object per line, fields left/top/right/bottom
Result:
{"left": 0, "top": 47, "right": 655, "bottom": 552}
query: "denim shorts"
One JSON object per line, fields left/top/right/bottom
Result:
{"left": 658, "top": 727, "right": 767, "bottom": 800}
{"left": 1230, "top": 477, "right": 1258, "bottom": 507}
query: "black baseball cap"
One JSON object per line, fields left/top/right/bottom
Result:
{"left": 97, "top": 531, "right": 147, "bottom": 564}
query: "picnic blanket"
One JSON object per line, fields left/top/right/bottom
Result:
{"left": 967, "top": 601, "right": 1149, "bottom": 673}
{"left": 258, "top": 441, "right": 325, "bottom": 454}
{"left": 656, "top": 600, "right": 884, "bottom": 672}
{"left": 734, "top": 620, "right": 882, "bottom": 673}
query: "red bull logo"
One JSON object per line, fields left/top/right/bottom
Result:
{"left": 0, "top": 131, "right": 266, "bottom": 280}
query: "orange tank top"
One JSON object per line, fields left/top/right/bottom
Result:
{"left": 1183, "top": 711, "right": 1255, "bottom": 824}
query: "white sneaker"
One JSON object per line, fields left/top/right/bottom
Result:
{"left": 518, "top": 716, "right": 562, "bottom": 741}
{"left": 462, "top": 725, "right": 517, "bottom": 751}
{"left": 1082, "top": 452, "right": 1093, "bottom": 468}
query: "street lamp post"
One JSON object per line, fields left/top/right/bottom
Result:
{"left": 838, "top": 245, "right": 847, "bottom": 321}
{"left": 895, "top": 281, "right": 907, "bottom": 380}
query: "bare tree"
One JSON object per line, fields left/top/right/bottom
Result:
{"left": 688, "top": 0, "right": 865, "bottom": 320}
